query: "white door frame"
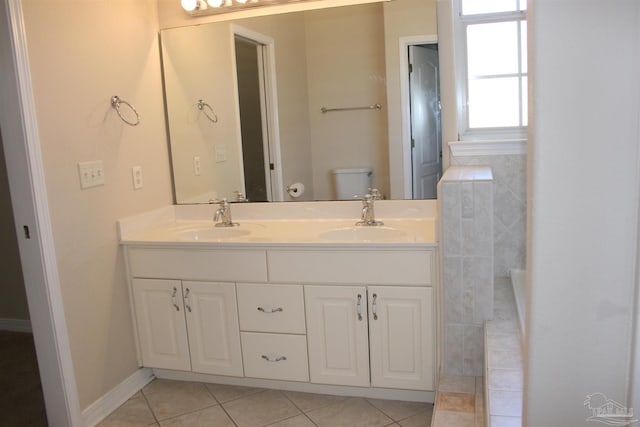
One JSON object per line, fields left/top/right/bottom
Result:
{"left": 1, "top": 1, "right": 82, "bottom": 426}
{"left": 231, "top": 24, "right": 284, "bottom": 201}
{"left": 398, "top": 35, "right": 438, "bottom": 199}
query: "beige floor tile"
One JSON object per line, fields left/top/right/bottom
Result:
{"left": 98, "top": 393, "right": 157, "bottom": 426}
{"left": 431, "top": 410, "right": 474, "bottom": 427}
{"left": 142, "top": 380, "right": 217, "bottom": 421}
{"left": 397, "top": 408, "right": 434, "bottom": 427}
{"left": 159, "top": 405, "right": 234, "bottom": 426}
{"left": 223, "top": 389, "right": 301, "bottom": 426}
{"left": 205, "top": 383, "right": 264, "bottom": 403}
{"left": 438, "top": 375, "right": 476, "bottom": 394}
{"left": 435, "top": 392, "right": 475, "bottom": 413}
{"left": 283, "top": 390, "right": 346, "bottom": 412}
{"left": 266, "top": 414, "right": 316, "bottom": 426}
{"left": 306, "top": 397, "right": 393, "bottom": 427}
{"left": 475, "top": 392, "right": 486, "bottom": 427}
{"left": 367, "top": 398, "right": 432, "bottom": 422}
{"left": 489, "top": 390, "right": 523, "bottom": 417}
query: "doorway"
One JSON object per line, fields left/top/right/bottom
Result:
{"left": 234, "top": 36, "right": 270, "bottom": 202}
{"left": 408, "top": 44, "right": 442, "bottom": 200}
{"left": 232, "top": 27, "right": 283, "bottom": 202}
{"left": 0, "top": 130, "right": 47, "bottom": 425}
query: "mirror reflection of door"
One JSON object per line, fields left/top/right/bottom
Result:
{"left": 234, "top": 36, "right": 271, "bottom": 202}
{"left": 409, "top": 44, "right": 442, "bottom": 200}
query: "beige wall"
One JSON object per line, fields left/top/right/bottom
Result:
{"left": 383, "top": 0, "right": 438, "bottom": 198}
{"left": 238, "top": 13, "right": 314, "bottom": 201}
{"left": 305, "top": 3, "right": 389, "bottom": 200}
{"left": 21, "top": 0, "right": 173, "bottom": 409}
{"left": 162, "top": 23, "right": 245, "bottom": 203}
{"left": 0, "top": 132, "right": 29, "bottom": 322}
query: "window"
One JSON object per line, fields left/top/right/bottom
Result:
{"left": 458, "top": 0, "right": 527, "bottom": 138}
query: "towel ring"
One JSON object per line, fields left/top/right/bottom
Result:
{"left": 111, "top": 96, "right": 140, "bottom": 126}
{"left": 197, "top": 99, "right": 218, "bottom": 123}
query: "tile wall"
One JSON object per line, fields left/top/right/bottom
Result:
{"left": 451, "top": 155, "right": 526, "bottom": 278}
{"left": 438, "top": 166, "right": 494, "bottom": 376}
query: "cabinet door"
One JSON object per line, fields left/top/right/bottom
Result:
{"left": 305, "top": 285, "right": 369, "bottom": 387}
{"left": 132, "top": 278, "right": 190, "bottom": 371}
{"left": 182, "top": 281, "right": 243, "bottom": 376}
{"left": 368, "top": 286, "right": 434, "bottom": 390}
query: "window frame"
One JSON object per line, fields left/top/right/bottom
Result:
{"left": 455, "top": 4, "right": 528, "bottom": 141}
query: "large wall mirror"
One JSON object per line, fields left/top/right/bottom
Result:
{"left": 160, "top": 0, "right": 441, "bottom": 203}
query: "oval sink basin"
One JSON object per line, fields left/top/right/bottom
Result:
{"left": 318, "top": 226, "right": 406, "bottom": 241}
{"left": 176, "top": 227, "right": 251, "bottom": 241}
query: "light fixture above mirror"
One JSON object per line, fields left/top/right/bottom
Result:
{"left": 181, "top": 0, "right": 321, "bottom": 16}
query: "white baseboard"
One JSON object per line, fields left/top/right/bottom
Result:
{"left": 0, "top": 318, "right": 32, "bottom": 332}
{"left": 82, "top": 367, "right": 154, "bottom": 427}
{"left": 153, "top": 369, "right": 435, "bottom": 403}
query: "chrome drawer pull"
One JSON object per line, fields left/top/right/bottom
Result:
{"left": 261, "top": 355, "right": 287, "bottom": 362}
{"left": 184, "top": 288, "right": 192, "bottom": 312}
{"left": 171, "top": 287, "right": 180, "bottom": 312}
{"left": 257, "top": 307, "right": 284, "bottom": 313}
{"left": 372, "top": 293, "right": 378, "bottom": 320}
{"left": 357, "top": 294, "right": 363, "bottom": 321}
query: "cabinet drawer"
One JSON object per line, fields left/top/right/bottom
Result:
{"left": 127, "top": 247, "right": 267, "bottom": 282}
{"left": 237, "top": 284, "right": 305, "bottom": 334}
{"left": 268, "top": 250, "right": 434, "bottom": 285}
{"left": 240, "top": 332, "right": 309, "bottom": 382}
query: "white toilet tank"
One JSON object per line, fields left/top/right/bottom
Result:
{"left": 332, "top": 167, "right": 372, "bottom": 200}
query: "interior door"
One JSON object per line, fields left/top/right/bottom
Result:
{"left": 234, "top": 36, "right": 271, "bottom": 202}
{"left": 409, "top": 45, "right": 442, "bottom": 200}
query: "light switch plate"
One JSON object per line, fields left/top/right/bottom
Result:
{"left": 194, "top": 156, "right": 201, "bottom": 176}
{"left": 78, "top": 160, "right": 105, "bottom": 189}
{"left": 132, "top": 166, "right": 143, "bottom": 189}
{"left": 215, "top": 145, "right": 226, "bottom": 163}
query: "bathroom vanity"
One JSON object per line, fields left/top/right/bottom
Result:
{"left": 118, "top": 201, "right": 439, "bottom": 400}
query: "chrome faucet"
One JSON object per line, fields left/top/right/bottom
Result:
{"left": 213, "top": 199, "right": 238, "bottom": 227}
{"left": 356, "top": 192, "right": 384, "bottom": 227}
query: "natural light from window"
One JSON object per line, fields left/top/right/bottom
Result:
{"left": 460, "top": 0, "right": 527, "bottom": 132}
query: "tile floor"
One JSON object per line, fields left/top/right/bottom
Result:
{"left": 431, "top": 375, "right": 484, "bottom": 427}
{"left": 484, "top": 278, "right": 524, "bottom": 426}
{"left": 99, "top": 379, "right": 434, "bottom": 427}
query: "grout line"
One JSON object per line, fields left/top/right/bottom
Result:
{"left": 280, "top": 390, "right": 319, "bottom": 426}
{"left": 140, "top": 383, "right": 160, "bottom": 425}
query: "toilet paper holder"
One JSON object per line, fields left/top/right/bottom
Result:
{"left": 286, "top": 182, "right": 305, "bottom": 198}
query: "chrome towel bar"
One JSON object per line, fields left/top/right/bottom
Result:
{"left": 320, "top": 103, "right": 382, "bottom": 114}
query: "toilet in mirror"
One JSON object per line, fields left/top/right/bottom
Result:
{"left": 160, "top": 0, "right": 443, "bottom": 204}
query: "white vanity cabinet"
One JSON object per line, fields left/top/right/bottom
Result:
{"left": 131, "top": 278, "right": 243, "bottom": 377}
{"left": 131, "top": 278, "right": 190, "bottom": 371}
{"left": 305, "top": 285, "right": 370, "bottom": 387}
{"left": 124, "top": 243, "right": 437, "bottom": 394}
{"left": 237, "top": 283, "right": 309, "bottom": 382}
{"left": 305, "top": 285, "right": 434, "bottom": 391}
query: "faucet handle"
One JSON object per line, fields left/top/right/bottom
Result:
{"left": 368, "top": 188, "right": 383, "bottom": 200}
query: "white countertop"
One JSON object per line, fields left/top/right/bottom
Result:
{"left": 118, "top": 201, "right": 438, "bottom": 248}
